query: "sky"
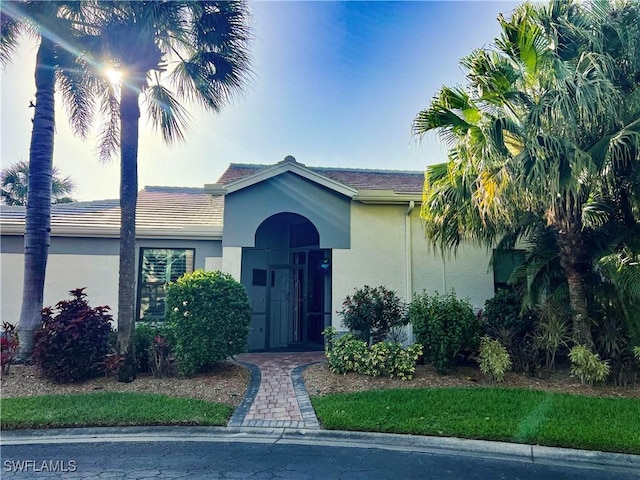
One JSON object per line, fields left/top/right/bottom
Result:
{"left": 0, "top": 1, "right": 519, "bottom": 202}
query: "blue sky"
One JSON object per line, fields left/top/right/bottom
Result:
{"left": 1, "top": 1, "right": 518, "bottom": 201}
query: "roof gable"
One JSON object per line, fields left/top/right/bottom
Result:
{"left": 215, "top": 158, "right": 425, "bottom": 196}
{"left": 208, "top": 156, "right": 358, "bottom": 198}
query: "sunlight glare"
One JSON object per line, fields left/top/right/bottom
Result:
{"left": 105, "top": 68, "right": 122, "bottom": 84}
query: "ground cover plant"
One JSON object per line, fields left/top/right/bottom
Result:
{"left": 311, "top": 387, "right": 640, "bottom": 454}
{"left": 0, "top": 392, "right": 232, "bottom": 429}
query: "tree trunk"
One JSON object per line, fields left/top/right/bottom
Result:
{"left": 117, "top": 85, "right": 140, "bottom": 383}
{"left": 556, "top": 216, "right": 594, "bottom": 347}
{"left": 17, "top": 37, "right": 56, "bottom": 359}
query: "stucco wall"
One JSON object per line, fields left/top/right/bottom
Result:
{"left": 222, "top": 172, "right": 351, "bottom": 248}
{"left": 1, "top": 235, "right": 222, "bottom": 326}
{"left": 331, "top": 203, "right": 495, "bottom": 331}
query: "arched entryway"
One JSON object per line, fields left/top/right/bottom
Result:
{"left": 241, "top": 213, "right": 331, "bottom": 351}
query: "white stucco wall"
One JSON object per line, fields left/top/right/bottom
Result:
{"left": 204, "top": 256, "right": 223, "bottom": 272}
{"left": 331, "top": 202, "right": 495, "bottom": 332}
{"left": 221, "top": 246, "right": 242, "bottom": 281}
{"left": 1, "top": 253, "right": 120, "bottom": 325}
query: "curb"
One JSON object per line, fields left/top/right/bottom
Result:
{"left": 2, "top": 426, "right": 638, "bottom": 475}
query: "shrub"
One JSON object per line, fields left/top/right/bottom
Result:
{"left": 569, "top": 345, "right": 611, "bottom": 386}
{"left": 166, "top": 270, "right": 251, "bottom": 376}
{"left": 338, "top": 285, "right": 407, "bottom": 344}
{"left": 409, "top": 290, "right": 481, "bottom": 374}
{"left": 634, "top": 346, "right": 640, "bottom": 361}
{"left": 32, "top": 288, "right": 112, "bottom": 383}
{"left": 0, "top": 322, "right": 19, "bottom": 375}
{"left": 481, "top": 289, "right": 525, "bottom": 334}
{"left": 481, "top": 290, "right": 538, "bottom": 374}
{"left": 477, "top": 336, "right": 512, "bottom": 383}
{"left": 323, "top": 327, "right": 422, "bottom": 380}
{"left": 134, "top": 322, "right": 175, "bottom": 373}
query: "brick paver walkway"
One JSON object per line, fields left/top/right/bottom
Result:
{"left": 229, "top": 352, "right": 326, "bottom": 429}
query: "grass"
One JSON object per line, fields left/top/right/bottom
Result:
{"left": 0, "top": 392, "right": 233, "bottom": 430}
{"left": 311, "top": 387, "right": 640, "bottom": 454}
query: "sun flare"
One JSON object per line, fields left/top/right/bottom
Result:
{"left": 105, "top": 68, "right": 122, "bottom": 84}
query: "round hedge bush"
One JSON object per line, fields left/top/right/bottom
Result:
{"left": 166, "top": 270, "right": 251, "bottom": 376}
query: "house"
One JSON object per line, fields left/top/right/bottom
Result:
{"left": 0, "top": 156, "right": 500, "bottom": 351}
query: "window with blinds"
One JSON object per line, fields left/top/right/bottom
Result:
{"left": 137, "top": 248, "right": 195, "bottom": 321}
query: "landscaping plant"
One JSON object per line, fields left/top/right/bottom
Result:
{"left": 481, "top": 290, "right": 538, "bottom": 374}
{"left": 477, "top": 336, "right": 512, "bottom": 383}
{"left": 569, "top": 345, "right": 611, "bottom": 386}
{"left": 338, "top": 285, "right": 407, "bottom": 344}
{"left": 0, "top": 322, "right": 19, "bottom": 375}
{"left": 166, "top": 270, "right": 251, "bottom": 376}
{"left": 323, "top": 327, "right": 422, "bottom": 380}
{"left": 409, "top": 290, "right": 481, "bottom": 373}
{"left": 32, "top": 288, "right": 113, "bottom": 383}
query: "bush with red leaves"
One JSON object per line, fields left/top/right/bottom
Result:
{"left": 32, "top": 288, "right": 113, "bottom": 383}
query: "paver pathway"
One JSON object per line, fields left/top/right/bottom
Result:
{"left": 229, "top": 352, "right": 326, "bottom": 429}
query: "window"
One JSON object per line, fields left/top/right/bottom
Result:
{"left": 138, "top": 248, "right": 195, "bottom": 321}
{"left": 493, "top": 249, "right": 525, "bottom": 291}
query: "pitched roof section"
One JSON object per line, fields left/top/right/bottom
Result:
{"left": 0, "top": 186, "right": 223, "bottom": 239}
{"left": 217, "top": 161, "right": 425, "bottom": 194}
{"left": 216, "top": 156, "right": 358, "bottom": 197}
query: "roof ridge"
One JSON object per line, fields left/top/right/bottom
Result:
{"left": 226, "top": 163, "right": 423, "bottom": 175}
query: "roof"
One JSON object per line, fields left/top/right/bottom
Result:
{"left": 217, "top": 162, "right": 424, "bottom": 194}
{"left": 0, "top": 186, "right": 223, "bottom": 239}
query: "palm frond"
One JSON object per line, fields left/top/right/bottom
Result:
{"left": 145, "top": 82, "right": 192, "bottom": 144}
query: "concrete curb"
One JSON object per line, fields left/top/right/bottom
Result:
{"left": 2, "top": 426, "right": 638, "bottom": 474}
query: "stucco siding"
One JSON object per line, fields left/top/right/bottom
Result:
{"left": 332, "top": 203, "right": 408, "bottom": 328}
{"left": 222, "top": 172, "right": 351, "bottom": 248}
{"left": 1, "top": 236, "right": 223, "bottom": 326}
{"left": 331, "top": 203, "right": 495, "bottom": 331}
{"left": 1, "top": 252, "right": 120, "bottom": 325}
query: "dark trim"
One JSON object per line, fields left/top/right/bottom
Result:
{"left": 291, "top": 362, "right": 322, "bottom": 429}
{"left": 227, "top": 361, "right": 261, "bottom": 427}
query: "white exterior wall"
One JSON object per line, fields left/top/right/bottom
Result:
{"left": 221, "top": 246, "right": 242, "bottom": 281}
{"left": 332, "top": 203, "right": 409, "bottom": 329}
{"left": 331, "top": 202, "right": 495, "bottom": 333}
{"left": 1, "top": 252, "right": 119, "bottom": 325}
{"left": 204, "top": 256, "right": 223, "bottom": 272}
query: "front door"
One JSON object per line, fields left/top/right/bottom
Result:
{"left": 242, "top": 213, "right": 331, "bottom": 351}
{"left": 265, "top": 250, "right": 330, "bottom": 350}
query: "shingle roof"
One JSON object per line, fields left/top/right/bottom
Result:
{"left": 0, "top": 186, "right": 223, "bottom": 238}
{"left": 217, "top": 163, "right": 424, "bottom": 193}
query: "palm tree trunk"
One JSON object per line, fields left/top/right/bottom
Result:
{"left": 117, "top": 85, "right": 140, "bottom": 383}
{"left": 17, "top": 37, "right": 56, "bottom": 359}
{"left": 556, "top": 217, "right": 594, "bottom": 347}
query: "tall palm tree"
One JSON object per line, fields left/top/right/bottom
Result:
{"left": 1, "top": 1, "right": 98, "bottom": 357}
{"left": 1, "top": 160, "right": 75, "bottom": 205}
{"left": 93, "top": 1, "right": 252, "bottom": 382}
{"left": 413, "top": 0, "right": 640, "bottom": 347}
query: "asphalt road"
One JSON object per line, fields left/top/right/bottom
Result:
{"left": 2, "top": 440, "right": 638, "bottom": 480}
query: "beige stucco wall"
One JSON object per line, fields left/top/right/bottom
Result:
{"left": 331, "top": 202, "right": 495, "bottom": 333}
{"left": 1, "top": 252, "right": 120, "bottom": 326}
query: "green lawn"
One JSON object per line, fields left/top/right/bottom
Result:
{"left": 0, "top": 392, "right": 233, "bottom": 429}
{"left": 311, "top": 387, "right": 640, "bottom": 454}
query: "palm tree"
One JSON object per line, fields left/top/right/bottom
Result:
{"left": 1, "top": 1, "right": 98, "bottom": 357}
{"left": 92, "top": 1, "right": 252, "bottom": 382}
{"left": 413, "top": 0, "right": 640, "bottom": 347}
{"left": 1, "top": 160, "right": 75, "bottom": 205}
